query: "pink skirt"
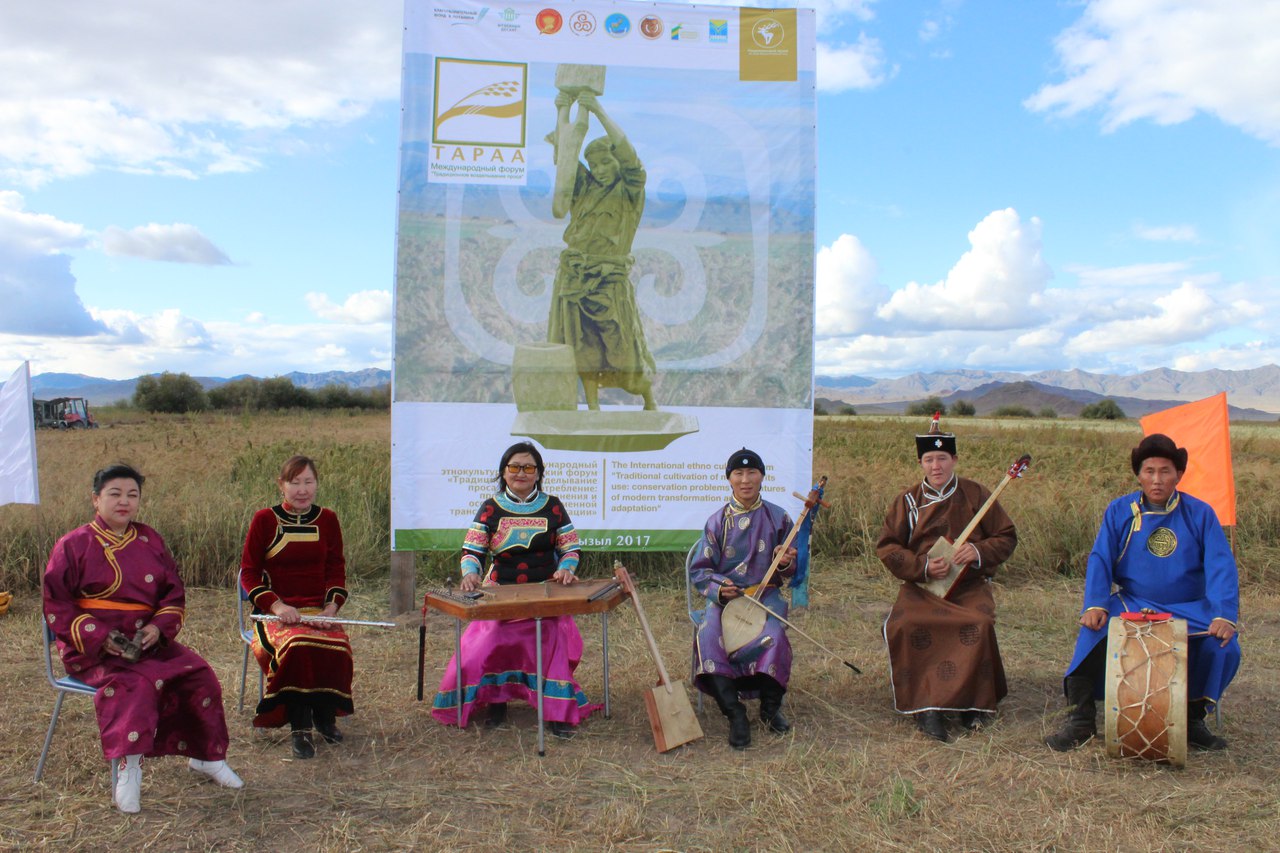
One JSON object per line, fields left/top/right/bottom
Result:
{"left": 431, "top": 615, "right": 602, "bottom": 727}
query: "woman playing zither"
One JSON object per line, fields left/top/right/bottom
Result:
{"left": 430, "top": 441, "right": 596, "bottom": 738}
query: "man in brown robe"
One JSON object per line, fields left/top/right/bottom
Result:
{"left": 875, "top": 416, "right": 1018, "bottom": 742}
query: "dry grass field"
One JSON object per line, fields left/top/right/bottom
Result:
{"left": 2, "top": 411, "right": 1278, "bottom": 851}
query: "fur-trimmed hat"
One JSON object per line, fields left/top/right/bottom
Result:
{"left": 1130, "top": 433, "right": 1188, "bottom": 475}
{"left": 915, "top": 412, "right": 957, "bottom": 459}
{"left": 725, "top": 448, "right": 766, "bottom": 478}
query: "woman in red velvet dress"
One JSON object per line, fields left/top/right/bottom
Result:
{"left": 44, "top": 463, "right": 243, "bottom": 813}
{"left": 240, "top": 455, "right": 354, "bottom": 759}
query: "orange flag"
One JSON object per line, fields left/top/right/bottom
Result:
{"left": 1139, "top": 392, "right": 1235, "bottom": 526}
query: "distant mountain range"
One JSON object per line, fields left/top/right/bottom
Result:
{"left": 31, "top": 369, "right": 391, "bottom": 405}
{"left": 816, "top": 364, "right": 1280, "bottom": 420}
{"left": 30, "top": 364, "right": 1280, "bottom": 420}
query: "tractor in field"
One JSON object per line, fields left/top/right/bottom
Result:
{"left": 33, "top": 397, "right": 98, "bottom": 429}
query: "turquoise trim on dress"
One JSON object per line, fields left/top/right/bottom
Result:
{"left": 432, "top": 669, "right": 591, "bottom": 711}
{"left": 494, "top": 488, "right": 549, "bottom": 514}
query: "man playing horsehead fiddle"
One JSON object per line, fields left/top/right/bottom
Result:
{"left": 1046, "top": 433, "right": 1240, "bottom": 753}
{"left": 688, "top": 449, "right": 798, "bottom": 749}
{"left": 876, "top": 415, "right": 1018, "bottom": 742}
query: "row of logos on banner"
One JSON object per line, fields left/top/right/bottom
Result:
{"left": 433, "top": 5, "right": 788, "bottom": 47}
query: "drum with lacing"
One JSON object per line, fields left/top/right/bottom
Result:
{"left": 1104, "top": 613, "right": 1188, "bottom": 768}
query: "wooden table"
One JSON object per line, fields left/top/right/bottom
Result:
{"left": 419, "top": 579, "right": 626, "bottom": 755}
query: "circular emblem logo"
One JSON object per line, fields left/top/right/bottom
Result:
{"left": 569, "top": 10, "right": 596, "bottom": 36}
{"left": 751, "top": 17, "right": 785, "bottom": 48}
{"left": 536, "top": 9, "right": 563, "bottom": 34}
{"left": 604, "top": 13, "right": 630, "bottom": 37}
{"left": 640, "top": 15, "right": 663, "bottom": 39}
{"left": 1147, "top": 527, "right": 1178, "bottom": 557}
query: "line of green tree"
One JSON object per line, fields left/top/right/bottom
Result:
{"left": 130, "top": 372, "right": 391, "bottom": 413}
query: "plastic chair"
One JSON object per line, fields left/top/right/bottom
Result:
{"left": 683, "top": 540, "right": 706, "bottom": 713}
{"left": 237, "top": 570, "right": 264, "bottom": 712}
{"left": 35, "top": 621, "right": 119, "bottom": 790}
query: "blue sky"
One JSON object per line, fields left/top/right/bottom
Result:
{"left": 1, "top": 0, "right": 1277, "bottom": 381}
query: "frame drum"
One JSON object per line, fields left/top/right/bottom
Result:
{"left": 1104, "top": 615, "right": 1188, "bottom": 767}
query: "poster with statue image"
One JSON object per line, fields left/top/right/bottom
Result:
{"left": 392, "top": 0, "right": 816, "bottom": 551}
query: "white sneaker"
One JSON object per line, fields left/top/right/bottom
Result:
{"left": 114, "top": 763, "right": 142, "bottom": 813}
{"left": 188, "top": 758, "right": 244, "bottom": 789}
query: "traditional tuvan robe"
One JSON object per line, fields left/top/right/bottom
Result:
{"left": 1064, "top": 490, "right": 1240, "bottom": 702}
{"left": 431, "top": 488, "right": 597, "bottom": 727}
{"left": 690, "top": 497, "right": 795, "bottom": 696}
{"left": 43, "top": 517, "right": 231, "bottom": 761}
{"left": 876, "top": 476, "right": 1017, "bottom": 714}
{"left": 240, "top": 503, "right": 354, "bottom": 728}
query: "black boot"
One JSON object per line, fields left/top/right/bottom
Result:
{"left": 914, "top": 710, "right": 950, "bottom": 742}
{"left": 707, "top": 676, "right": 751, "bottom": 750}
{"left": 1187, "top": 699, "right": 1227, "bottom": 751}
{"left": 758, "top": 680, "right": 792, "bottom": 734}
{"left": 288, "top": 701, "right": 316, "bottom": 759}
{"left": 960, "top": 710, "right": 992, "bottom": 732}
{"left": 291, "top": 731, "right": 316, "bottom": 759}
{"left": 483, "top": 702, "right": 508, "bottom": 729}
{"left": 315, "top": 706, "right": 344, "bottom": 744}
{"left": 1045, "top": 676, "right": 1097, "bottom": 751}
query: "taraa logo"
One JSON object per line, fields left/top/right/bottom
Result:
{"left": 432, "top": 59, "right": 527, "bottom": 148}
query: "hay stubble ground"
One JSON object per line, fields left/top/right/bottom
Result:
{"left": 4, "top": 569, "right": 1278, "bottom": 853}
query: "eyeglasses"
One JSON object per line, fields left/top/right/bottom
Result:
{"left": 506, "top": 464, "right": 538, "bottom": 475}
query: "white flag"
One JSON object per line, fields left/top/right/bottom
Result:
{"left": 0, "top": 361, "right": 40, "bottom": 505}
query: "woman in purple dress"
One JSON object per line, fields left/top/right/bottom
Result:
{"left": 43, "top": 463, "right": 243, "bottom": 813}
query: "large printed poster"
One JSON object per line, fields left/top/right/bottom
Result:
{"left": 392, "top": 0, "right": 816, "bottom": 551}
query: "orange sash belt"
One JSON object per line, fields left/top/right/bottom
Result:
{"left": 74, "top": 598, "right": 152, "bottom": 612}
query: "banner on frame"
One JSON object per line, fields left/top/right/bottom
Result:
{"left": 392, "top": 0, "right": 816, "bottom": 551}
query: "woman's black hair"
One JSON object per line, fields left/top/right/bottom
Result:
{"left": 92, "top": 463, "right": 145, "bottom": 494}
{"left": 496, "top": 441, "right": 545, "bottom": 493}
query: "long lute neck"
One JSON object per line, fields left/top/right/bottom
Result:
{"left": 949, "top": 472, "right": 1016, "bottom": 552}
{"left": 753, "top": 503, "right": 812, "bottom": 600}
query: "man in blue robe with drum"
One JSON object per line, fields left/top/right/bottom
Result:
{"left": 1046, "top": 433, "right": 1240, "bottom": 753}
{"left": 689, "top": 448, "right": 797, "bottom": 750}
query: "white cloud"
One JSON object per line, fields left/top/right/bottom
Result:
{"left": 1065, "top": 281, "right": 1263, "bottom": 355}
{"left": 1172, "top": 343, "right": 1280, "bottom": 372}
{"left": 102, "top": 223, "right": 231, "bottom": 265}
{"left": 817, "top": 35, "right": 890, "bottom": 93}
{"left": 305, "top": 290, "right": 393, "bottom": 324}
{"left": 876, "top": 208, "right": 1052, "bottom": 330}
{"left": 815, "top": 234, "right": 885, "bottom": 335}
{"left": 1133, "top": 223, "right": 1199, "bottom": 243}
{"left": 1065, "top": 260, "right": 1197, "bottom": 289}
{"left": 1026, "top": 0, "right": 1280, "bottom": 145}
{"left": 90, "top": 308, "right": 214, "bottom": 349}
{"left": 0, "top": 193, "right": 102, "bottom": 336}
{"left": 0, "top": 1, "right": 403, "bottom": 184}
{"left": 0, "top": 191, "right": 86, "bottom": 254}
{"left": 0, "top": 314, "right": 391, "bottom": 380}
